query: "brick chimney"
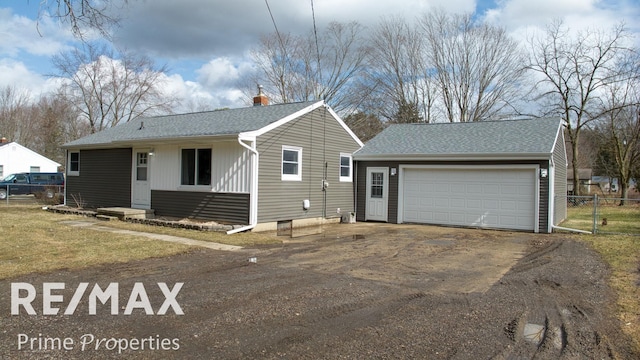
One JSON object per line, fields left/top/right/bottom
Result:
{"left": 253, "top": 85, "right": 268, "bottom": 107}
{"left": 0, "top": 137, "right": 7, "bottom": 144}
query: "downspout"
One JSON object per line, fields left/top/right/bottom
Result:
{"left": 227, "top": 137, "right": 259, "bottom": 234}
{"left": 548, "top": 156, "right": 555, "bottom": 233}
{"left": 63, "top": 149, "right": 68, "bottom": 206}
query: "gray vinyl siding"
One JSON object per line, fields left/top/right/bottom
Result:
{"left": 256, "top": 107, "right": 361, "bottom": 223}
{"left": 65, "top": 148, "right": 132, "bottom": 208}
{"left": 553, "top": 135, "right": 568, "bottom": 225}
{"left": 354, "top": 161, "right": 399, "bottom": 223}
{"left": 151, "top": 190, "right": 249, "bottom": 224}
{"left": 356, "top": 160, "right": 551, "bottom": 233}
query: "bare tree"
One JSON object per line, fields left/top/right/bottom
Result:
{"left": 30, "top": 92, "right": 87, "bottom": 164}
{"left": 37, "top": 0, "right": 128, "bottom": 39}
{"left": 364, "top": 16, "right": 437, "bottom": 123}
{"left": 52, "top": 43, "right": 175, "bottom": 133}
{"left": 420, "top": 10, "right": 526, "bottom": 122}
{"left": 527, "top": 20, "right": 634, "bottom": 195}
{"left": 248, "top": 21, "right": 368, "bottom": 113}
{"left": 342, "top": 112, "right": 385, "bottom": 142}
{"left": 0, "top": 85, "right": 36, "bottom": 145}
{"left": 593, "top": 73, "right": 640, "bottom": 202}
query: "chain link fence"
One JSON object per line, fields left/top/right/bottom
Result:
{"left": 559, "top": 195, "right": 640, "bottom": 235}
{"left": 1, "top": 184, "right": 64, "bottom": 206}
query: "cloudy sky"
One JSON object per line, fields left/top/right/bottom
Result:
{"left": 1, "top": 0, "right": 639, "bottom": 111}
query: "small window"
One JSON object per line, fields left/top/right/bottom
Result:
{"left": 339, "top": 153, "right": 352, "bottom": 182}
{"left": 68, "top": 152, "right": 80, "bottom": 176}
{"left": 181, "top": 148, "right": 212, "bottom": 186}
{"left": 30, "top": 166, "right": 40, "bottom": 173}
{"left": 0, "top": 165, "right": 3, "bottom": 178}
{"left": 370, "top": 172, "right": 384, "bottom": 198}
{"left": 282, "top": 146, "right": 302, "bottom": 181}
{"left": 136, "top": 152, "right": 148, "bottom": 181}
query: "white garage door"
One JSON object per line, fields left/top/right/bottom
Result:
{"left": 402, "top": 168, "right": 537, "bottom": 231}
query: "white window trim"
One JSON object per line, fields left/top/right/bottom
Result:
{"left": 67, "top": 151, "right": 80, "bottom": 176}
{"left": 339, "top": 153, "right": 353, "bottom": 182}
{"left": 180, "top": 147, "right": 213, "bottom": 187}
{"left": 281, "top": 145, "right": 302, "bottom": 181}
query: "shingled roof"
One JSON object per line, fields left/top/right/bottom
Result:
{"left": 353, "top": 117, "right": 563, "bottom": 160}
{"left": 63, "top": 101, "right": 320, "bottom": 148}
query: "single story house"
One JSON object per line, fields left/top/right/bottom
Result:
{"left": 0, "top": 139, "right": 61, "bottom": 178}
{"left": 62, "top": 94, "right": 363, "bottom": 233}
{"left": 353, "top": 118, "right": 567, "bottom": 233}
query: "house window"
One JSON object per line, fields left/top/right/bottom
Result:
{"left": 339, "top": 153, "right": 352, "bottom": 182}
{"left": 0, "top": 165, "right": 3, "bottom": 178}
{"left": 181, "top": 148, "right": 212, "bottom": 186}
{"left": 370, "top": 172, "right": 384, "bottom": 198}
{"left": 68, "top": 152, "right": 80, "bottom": 176}
{"left": 136, "top": 152, "right": 148, "bottom": 181}
{"left": 282, "top": 146, "right": 302, "bottom": 181}
{"left": 30, "top": 166, "right": 40, "bottom": 173}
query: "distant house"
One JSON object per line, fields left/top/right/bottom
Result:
{"left": 567, "top": 168, "right": 592, "bottom": 194}
{"left": 62, "top": 92, "right": 363, "bottom": 232}
{"left": 353, "top": 118, "right": 567, "bottom": 233}
{"left": 0, "top": 139, "right": 61, "bottom": 178}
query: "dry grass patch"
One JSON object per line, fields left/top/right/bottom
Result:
{"left": 0, "top": 206, "right": 191, "bottom": 279}
{"left": 582, "top": 234, "right": 640, "bottom": 353}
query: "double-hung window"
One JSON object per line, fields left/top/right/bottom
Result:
{"left": 281, "top": 146, "right": 302, "bottom": 181}
{"left": 181, "top": 148, "right": 212, "bottom": 186}
{"left": 339, "top": 153, "right": 352, "bottom": 182}
{"left": 68, "top": 151, "right": 80, "bottom": 176}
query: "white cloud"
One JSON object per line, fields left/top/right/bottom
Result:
{"left": 196, "top": 57, "right": 255, "bottom": 88}
{"left": 482, "top": 0, "right": 637, "bottom": 33}
{"left": 0, "top": 8, "right": 72, "bottom": 57}
{"left": 160, "top": 72, "right": 246, "bottom": 112}
{"left": 0, "top": 59, "right": 61, "bottom": 99}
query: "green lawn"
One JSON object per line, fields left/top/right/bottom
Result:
{"left": 561, "top": 203, "right": 640, "bottom": 234}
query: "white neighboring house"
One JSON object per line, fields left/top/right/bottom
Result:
{"left": 0, "top": 139, "right": 61, "bottom": 178}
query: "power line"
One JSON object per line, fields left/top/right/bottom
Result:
{"left": 310, "top": 0, "right": 323, "bottom": 100}
{"left": 264, "top": 0, "right": 287, "bottom": 70}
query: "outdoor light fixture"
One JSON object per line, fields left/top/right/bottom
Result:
{"left": 540, "top": 169, "right": 548, "bottom": 178}
{"left": 148, "top": 149, "right": 155, "bottom": 156}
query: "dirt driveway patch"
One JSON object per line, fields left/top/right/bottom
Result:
{"left": 0, "top": 223, "right": 636, "bottom": 359}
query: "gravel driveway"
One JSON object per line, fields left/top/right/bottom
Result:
{"left": 0, "top": 223, "right": 636, "bottom": 359}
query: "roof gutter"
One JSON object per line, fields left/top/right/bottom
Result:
{"left": 352, "top": 153, "right": 552, "bottom": 162}
{"left": 227, "top": 135, "right": 259, "bottom": 234}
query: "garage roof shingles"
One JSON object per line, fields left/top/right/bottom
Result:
{"left": 63, "top": 101, "right": 318, "bottom": 148}
{"left": 353, "top": 117, "right": 562, "bottom": 159}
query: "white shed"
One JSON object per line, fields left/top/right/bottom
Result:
{"left": 0, "top": 140, "right": 61, "bottom": 178}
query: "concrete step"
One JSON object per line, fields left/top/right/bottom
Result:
{"left": 96, "top": 214, "right": 119, "bottom": 221}
{"left": 96, "top": 207, "right": 155, "bottom": 220}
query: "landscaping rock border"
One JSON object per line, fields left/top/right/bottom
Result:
{"left": 47, "top": 205, "right": 240, "bottom": 233}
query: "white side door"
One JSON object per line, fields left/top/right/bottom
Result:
{"left": 132, "top": 150, "right": 151, "bottom": 209}
{"left": 366, "top": 167, "right": 388, "bottom": 222}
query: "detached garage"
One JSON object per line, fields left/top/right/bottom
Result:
{"left": 353, "top": 118, "right": 567, "bottom": 233}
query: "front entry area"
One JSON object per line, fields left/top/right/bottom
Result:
{"left": 366, "top": 167, "right": 389, "bottom": 222}
{"left": 131, "top": 150, "right": 151, "bottom": 209}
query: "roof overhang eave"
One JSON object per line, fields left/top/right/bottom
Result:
{"left": 62, "top": 134, "right": 240, "bottom": 150}
{"left": 353, "top": 152, "right": 552, "bottom": 162}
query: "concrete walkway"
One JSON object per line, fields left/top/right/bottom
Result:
{"left": 60, "top": 220, "right": 243, "bottom": 251}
